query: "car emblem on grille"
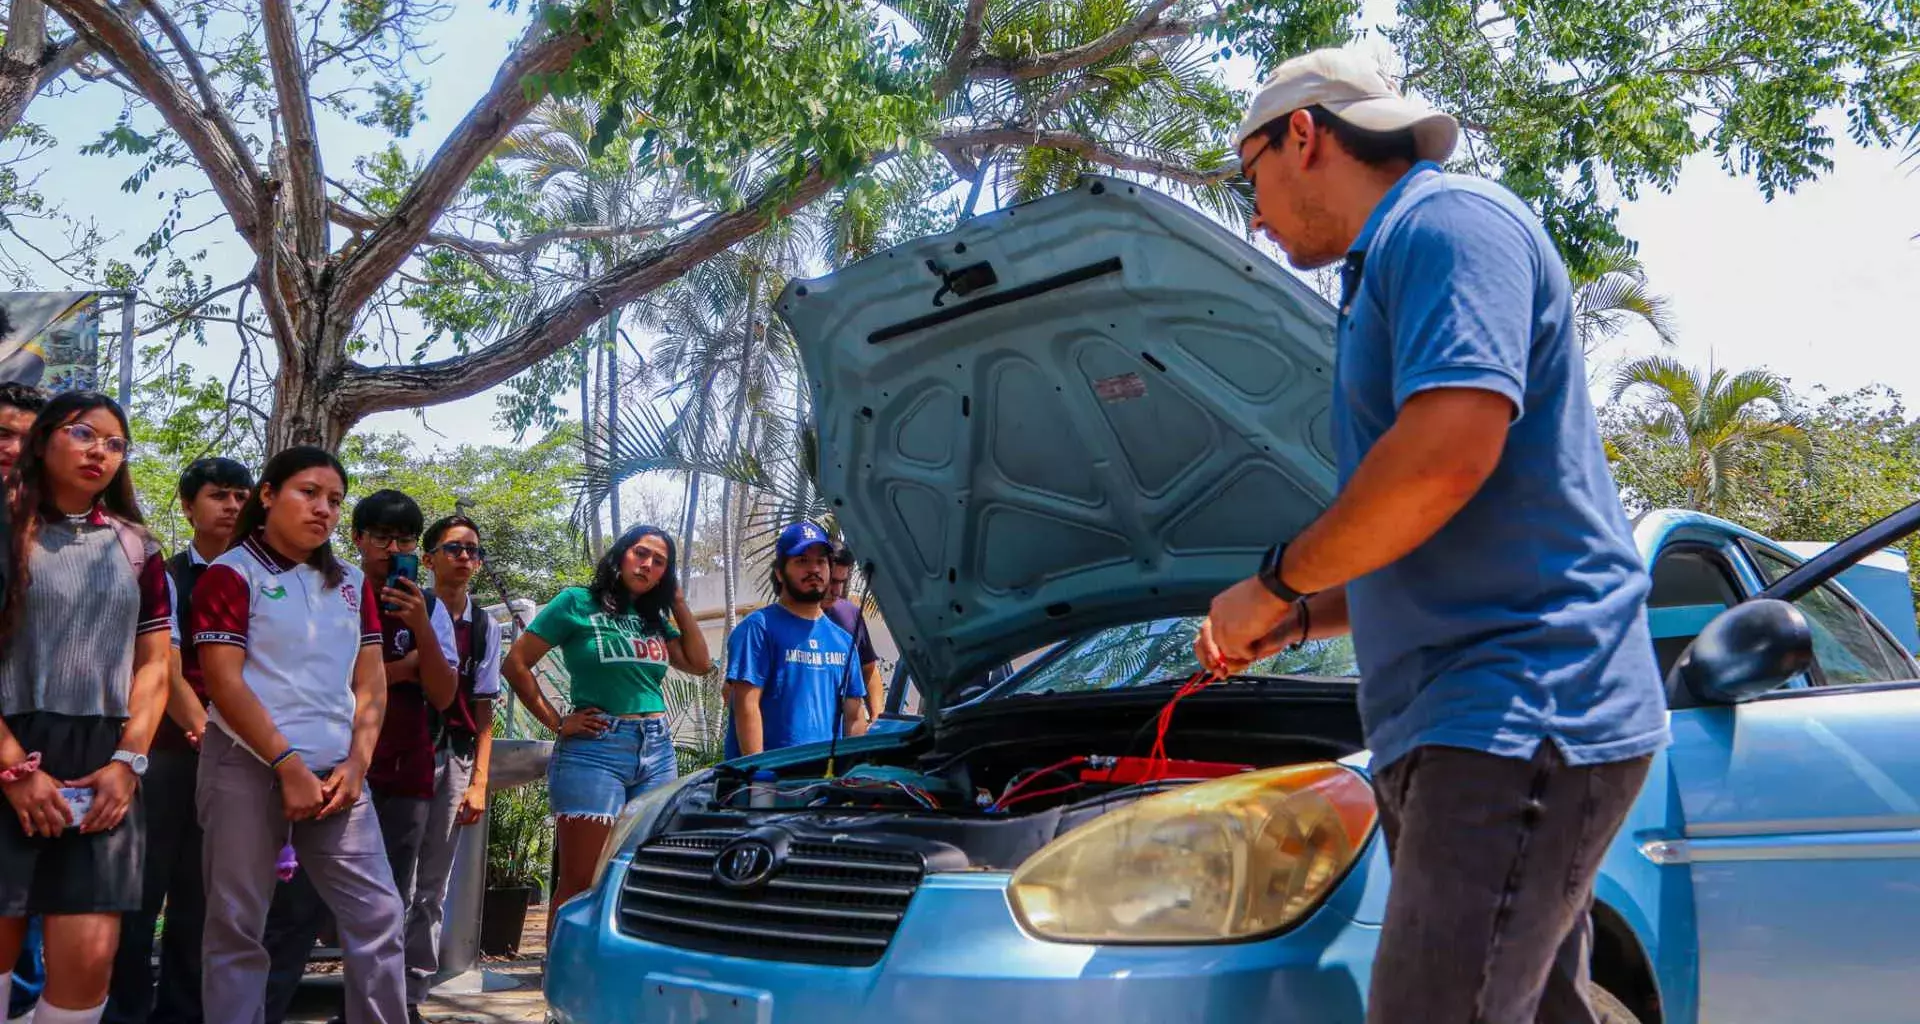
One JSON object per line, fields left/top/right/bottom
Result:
{"left": 713, "top": 838, "right": 780, "bottom": 889}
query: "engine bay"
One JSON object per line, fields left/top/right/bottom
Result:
{"left": 649, "top": 682, "right": 1366, "bottom": 871}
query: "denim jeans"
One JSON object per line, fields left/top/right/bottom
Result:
{"left": 547, "top": 717, "right": 679, "bottom": 823}
{"left": 1365, "top": 741, "right": 1652, "bottom": 1024}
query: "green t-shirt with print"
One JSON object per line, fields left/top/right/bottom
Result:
{"left": 527, "top": 586, "right": 680, "bottom": 716}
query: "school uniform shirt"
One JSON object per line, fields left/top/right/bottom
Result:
{"left": 192, "top": 535, "right": 382, "bottom": 772}
{"left": 441, "top": 595, "right": 503, "bottom": 747}
{"left": 723, "top": 605, "right": 864, "bottom": 759}
{"left": 365, "top": 592, "right": 458, "bottom": 800}
{"left": 154, "top": 545, "right": 213, "bottom": 754}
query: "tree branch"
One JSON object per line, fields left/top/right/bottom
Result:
{"left": 934, "top": 128, "right": 1231, "bottom": 187}
{"left": 47, "top": 0, "right": 267, "bottom": 243}
{"left": 138, "top": 0, "right": 255, "bottom": 194}
{"left": 328, "top": 13, "right": 590, "bottom": 321}
{"left": 327, "top": 201, "right": 687, "bottom": 258}
{"left": 0, "top": 0, "right": 105, "bottom": 136}
{"left": 969, "top": 0, "right": 1186, "bottom": 81}
{"left": 330, "top": 166, "right": 840, "bottom": 421}
{"left": 135, "top": 272, "right": 255, "bottom": 337}
{"left": 262, "top": 0, "right": 329, "bottom": 273}
{"left": 934, "top": 0, "right": 989, "bottom": 99}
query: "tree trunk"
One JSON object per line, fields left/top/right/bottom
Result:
{"left": 718, "top": 271, "right": 762, "bottom": 663}
{"left": 604, "top": 308, "right": 622, "bottom": 538}
{"left": 581, "top": 341, "right": 603, "bottom": 556}
{"left": 0, "top": 0, "right": 52, "bottom": 134}
{"left": 679, "top": 470, "right": 702, "bottom": 584}
{"left": 678, "top": 379, "right": 715, "bottom": 589}
{"left": 264, "top": 316, "right": 356, "bottom": 451}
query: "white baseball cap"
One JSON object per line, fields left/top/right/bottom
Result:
{"left": 1235, "top": 47, "right": 1458, "bottom": 163}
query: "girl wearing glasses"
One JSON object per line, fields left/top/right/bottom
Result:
{"left": 502, "top": 524, "right": 711, "bottom": 909}
{"left": 0, "top": 391, "right": 172, "bottom": 1024}
{"left": 190, "top": 446, "right": 406, "bottom": 1024}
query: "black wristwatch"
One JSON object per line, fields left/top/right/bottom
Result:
{"left": 1257, "top": 543, "right": 1308, "bottom": 603}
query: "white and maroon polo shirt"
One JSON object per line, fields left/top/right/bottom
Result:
{"left": 192, "top": 533, "right": 381, "bottom": 771}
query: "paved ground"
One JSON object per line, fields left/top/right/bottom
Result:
{"left": 287, "top": 905, "right": 551, "bottom": 1024}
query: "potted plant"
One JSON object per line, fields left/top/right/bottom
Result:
{"left": 481, "top": 780, "right": 553, "bottom": 956}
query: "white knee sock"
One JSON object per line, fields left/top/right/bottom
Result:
{"left": 0, "top": 975, "right": 11, "bottom": 1020}
{"left": 25, "top": 1001, "right": 103, "bottom": 1024}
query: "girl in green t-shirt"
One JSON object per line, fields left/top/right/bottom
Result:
{"left": 503, "top": 524, "right": 710, "bottom": 908}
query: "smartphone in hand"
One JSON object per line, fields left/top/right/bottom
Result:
{"left": 58, "top": 786, "right": 93, "bottom": 829}
{"left": 383, "top": 552, "right": 420, "bottom": 612}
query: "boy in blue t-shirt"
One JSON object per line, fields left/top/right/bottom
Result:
{"left": 724, "top": 523, "right": 870, "bottom": 758}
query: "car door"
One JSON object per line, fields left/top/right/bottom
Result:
{"left": 1663, "top": 526, "right": 1920, "bottom": 1023}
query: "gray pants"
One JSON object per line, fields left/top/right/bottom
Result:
{"left": 1366, "top": 741, "right": 1652, "bottom": 1024}
{"left": 405, "top": 750, "right": 475, "bottom": 1004}
{"left": 196, "top": 728, "right": 408, "bottom": 1024}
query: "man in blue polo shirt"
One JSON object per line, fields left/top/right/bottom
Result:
{"left": 724, "top": 523, "right": 870, "bottom": 758}
{"left": 1196, "top": 48, "right": 1667, "bottom": 1024}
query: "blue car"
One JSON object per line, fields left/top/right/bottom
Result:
{"left": 546, "top": 177, "right": 1920, "bottom": 1024}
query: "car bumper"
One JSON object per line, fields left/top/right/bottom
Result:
{"left": 546, "top": 859, "right": 1382, "bottom": 1024}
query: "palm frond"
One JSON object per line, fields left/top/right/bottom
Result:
{"left": 1609, "top": 354, "right": 1700, "bottom": 413}
{"left": 1576, "top": 272, "right": 1678, "bottom": 347}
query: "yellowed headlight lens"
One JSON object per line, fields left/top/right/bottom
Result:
{"left": 1007, "top": 762, "right": 1376, "bottom": 943}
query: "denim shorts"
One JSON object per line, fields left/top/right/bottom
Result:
{"left": 546, "top": 716, "right": 679, "bottom": 823}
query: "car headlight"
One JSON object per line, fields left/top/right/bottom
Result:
{"left": 1007, "top": 762, "right": 1376, "bottom": 943}
{"left": 588, "top": 772, "right": 701, "bottom": 891}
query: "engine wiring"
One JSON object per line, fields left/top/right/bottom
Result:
{"left": 711, "top": 669, "right": 1235, "bottom": 818}
{"left": 988, "top": 756, "right": 1089, "bottom": 812}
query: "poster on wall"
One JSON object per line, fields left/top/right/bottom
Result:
{"left": 0, "top": 291, "right": 104, "bottom": 393}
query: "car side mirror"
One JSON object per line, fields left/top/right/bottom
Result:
{"left": 1670, "top": 599, "right": 1814, "bottom": 704}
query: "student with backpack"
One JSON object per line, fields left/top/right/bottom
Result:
{"left": 402, "top": 516, "right": 502, "bottom": 1013}
{"left": 0, "top": 391, "right": 173, "bottom": 1024}
{"left": 352, "top": 490, "right": 458, "bottom": 936}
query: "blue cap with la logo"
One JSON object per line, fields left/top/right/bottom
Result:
{"left": 776, "top": 521, "right": 833, "bottom": 559}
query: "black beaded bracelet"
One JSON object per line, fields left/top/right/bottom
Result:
{"left": 1289, "top": 598, "right": 1312, "bottom": 650}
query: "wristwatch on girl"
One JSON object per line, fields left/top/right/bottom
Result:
{"left": 111, "top": 750, "right": 149, "bottom": 777}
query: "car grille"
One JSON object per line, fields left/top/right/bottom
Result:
{"left": 617, "top": 831, "right": 926, "bottom": 967}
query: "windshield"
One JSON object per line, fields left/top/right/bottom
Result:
{"left": 1002, "top": 616, "right": 1358, "bottom": 696}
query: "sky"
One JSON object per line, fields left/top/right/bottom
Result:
{"left": 4, "top": 3, "right": 1918, "bottom": 469}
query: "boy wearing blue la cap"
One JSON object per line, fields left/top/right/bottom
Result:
{"left": 723, "top": 522, "right": 870, "bottom": 758}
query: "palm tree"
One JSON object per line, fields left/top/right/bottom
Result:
{"left": 1608, "top": 356, "right": 1820, "bottom": 514}
{"left": 1572, "top": 244, "right": 1678, "bottom": 364}
{"left": 495, "top": 97, "right": 683, "bottom": 552}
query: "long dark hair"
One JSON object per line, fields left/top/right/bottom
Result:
{"left": 234, "top": 446, "right": 351, "bottom": 589}
{"left": 3, "top": 391, "right": 146, "bottom": 643}
{"left": 590, "top": 524, "right": 678, "bottom": 631}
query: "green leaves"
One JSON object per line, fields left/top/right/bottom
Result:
{"left": 1394, "top": 0, "right": 1920, "bottom": 276}
{"left": 537, "top": 0, "right": 933, "bottom": 205}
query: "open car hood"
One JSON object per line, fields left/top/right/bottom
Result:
{"left": 776, "top": 176, "right": 1339, "bottom": 714}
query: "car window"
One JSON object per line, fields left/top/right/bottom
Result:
{"left": 1646, "top": 546, "right": 1744, "bottom": 680}
{"left": 1003, "top": 616, "right": 1357, "bottom": 696}
{"left": 1749, "top": 547, "right": 1915, "bottom": 687}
